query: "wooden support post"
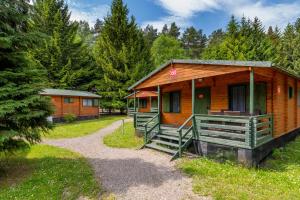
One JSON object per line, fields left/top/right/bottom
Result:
{"left": 137, "top": 97, "right": 140, "bottom": 112}
{"left": 126, "top": 98, "right": 129, "bottom": 114}
{"left": 192, "top": 79, "right": 195, "bottom": 115}
{"left": 158, "top": 85, "right": 161, "bottom": 129}
{"left": 250, "top": 68, "right": 255, "bottom": 115}
{"left": 134, "top": 90, "right": 136, "bottom": 112}
{"left": 149, "top": 96, "right": 152, "bottom": 111}
{"left": 192, "top": 79, "right": 196, "bottom": 139}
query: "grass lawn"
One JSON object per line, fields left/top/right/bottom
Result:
{"left": 103, "top": 122, "right": 143, "bottom": 148}
{"left": 44, "top": 115, "right": 126, "bottom": 139}
{"left": 178, "top": 137, "right": 300, "bottom": 200}
{"left": 0, "top": 145, "right": 100, "bottom": 200}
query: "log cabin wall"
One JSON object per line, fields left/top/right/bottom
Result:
{"left": 138, "top": 97, "right": 151, "bottom": 113}
{"left": 49, "top": 96, "right": 99, "bottom": 118}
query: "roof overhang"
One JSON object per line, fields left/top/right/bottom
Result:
{"left": 128, "top": 59, "right": 300, "bottom": 90}
{"left": 125, "top": 91, "right": 158, "bottom": 99}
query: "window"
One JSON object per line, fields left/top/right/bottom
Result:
{"left": 83, "top": 98, "right": 99, "bottom": 107}
{"left": 163, "top": 91, "right": 180, "bottom": 113}
{"left": 229, "top": 85, "right": 246, "bottom": 112}
{"left": 139, "top": 99, "right": 147, "bottom": 108}
{"left": 64, "top": 97, "right": 74, "bottom": 103}
{"left": 289, "top": 86, "right": 294, "bottom": 99}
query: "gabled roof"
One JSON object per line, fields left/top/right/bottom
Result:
{"left": 128, "top": 59, "right": 299, "bottom": 90}
{"left": 40, "top": 89, "right": 100, "bottom": 98}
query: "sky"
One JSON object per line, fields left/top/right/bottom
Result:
{"left": 66, "top": 0, "right": 300, "bottom": 35}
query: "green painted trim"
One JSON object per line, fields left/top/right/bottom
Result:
{"left": 250, "top": 68, "right": 255, "bottom": 115}
{"left": 192, "top": 79, "right": 195, "bottom": 115}
{"left": 134, "top": 91, "right": 136, "bottom": 112}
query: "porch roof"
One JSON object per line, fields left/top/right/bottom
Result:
{"left": 128, "top": 59, "right": 299, "bottom": 90}
{"left": 125, "top": 91, "right": 157, "bottom": 99}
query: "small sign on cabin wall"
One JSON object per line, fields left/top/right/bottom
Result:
{"left": 169, "top": 68, "right": 177, "bottom": 78}
{"left": 198, "top": 94, "right": 204, "bottom": 99}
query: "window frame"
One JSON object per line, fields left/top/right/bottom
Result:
{"left": 64, "top": 97, "right": 74, "bottom": 104}
{"left": 163, "top": 91, "right": 181, "bottom": 113}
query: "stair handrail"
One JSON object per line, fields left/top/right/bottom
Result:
{"left": 177, "top": 114, "right": 194, "bottom": 157}
{"left": 144, "top": 113, "right": 159, "bottom": 144}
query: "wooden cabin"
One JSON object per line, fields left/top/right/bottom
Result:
{"left": 129, "top": 59, "right": 300, "bottom": 165}
{"left": 125, "top": 91, "right": 158, "bottom": 115}
{"left": 40, "top": 89, "right": 100, "bottom": 122}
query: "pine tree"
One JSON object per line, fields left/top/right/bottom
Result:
{"left": 151, "top": 35, "right": 186, "bottom": 66}
{"left": 219, "top": 16, "right": 246, "bottom": 60}
{"left": 31, "top": 0, "right": 81, "bottom": 87}
{"left": 0, "top": 0, "right": 53, "bottom": 152}
{"left": 161, "top": 24, "right": 169, "bottom": 35}
{"left": 93, "top": 18, "right": 104, "bottom": 34}
{"left": 202, "top": 29, "right": 225, "bottom": 59}
{"left": 276, "top": 19, "right": 300, "bottom": 74}
{"left": 181, "top": 26, "right": 207, "bottom": 58}
{"left": 143, "top": 25, "right": 158, "bottom": 47}
{"left": 93, "top": 0, "right": 152, "bottom": 112}
{"left": 168, "top": 22, "right": 180, "bottom": 38}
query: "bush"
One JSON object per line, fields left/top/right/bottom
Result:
{"left": 63, "top": 114, "right": 76, "bottom": 123}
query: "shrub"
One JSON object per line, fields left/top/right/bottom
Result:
{"left": 64, "top": 114, "right": 76, "bottom": 123}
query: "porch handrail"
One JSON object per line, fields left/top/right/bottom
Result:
{"left": 177, "top": 114, "right": 194, "bottom": 157}
{"left": 144, "top": 113, "right": 160, "bottom": 144}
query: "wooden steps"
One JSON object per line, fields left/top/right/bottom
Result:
{"left": 144, "top": 125, "right": 193, "bottom": 159}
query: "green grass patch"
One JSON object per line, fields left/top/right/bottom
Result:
{"left": 103, "top": 122, "right": 143, "bottom": 148}
{"left": 44, "top": 115, "right": 126, "bottom": 139}
{"left": 178, "top": 137, "right": 300, "bottom": 200}
{"left": 0, "top": 145, "right": 100, "bottom": 200}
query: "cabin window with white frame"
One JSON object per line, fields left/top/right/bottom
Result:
{"left": 83, "top": 98, "right": 99, "bottom": 107}
{"left": 64, "top": 97, "right": 74, "bottom": 103}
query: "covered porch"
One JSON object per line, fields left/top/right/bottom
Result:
{"left": 133, "top": 67, "right": 274, "bottom": 161}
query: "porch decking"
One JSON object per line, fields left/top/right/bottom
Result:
{"left": 135, "top": 112, "right": 273, "bottom": 160}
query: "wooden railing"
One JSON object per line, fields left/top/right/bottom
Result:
{"left": 176, "top": 115, "right": 194, "bottom": 157}
{"left": 127, "top": 107, "right": 136, "bottom": 116}
{"left": 195, "top": 114, "right": 273, "bottom": 149}
{"left": 134, "top": 112, "right": 157, "bottom": 130}
{"left": 150, "top": 107, "right": 158, "bottom": 113}
{"left": 252, "top": 114, "right": 273, "bottom": 147}
{"left": 144, "top": 113, "right": 159, "bottom": 143}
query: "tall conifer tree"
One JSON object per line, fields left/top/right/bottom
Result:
{"left": 93, "top": 0, "right": 152, "bottom": 112}
{"left": 0, "top": 0, "right": 53, "bottom": 152}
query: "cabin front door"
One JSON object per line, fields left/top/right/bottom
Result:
{"left": 195, "top": 87, "right": 211, "bottom": 114}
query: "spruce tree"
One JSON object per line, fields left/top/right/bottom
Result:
{"left": 93, "top": 0, "right": 152, "bottom": 112}
{"left": 181, "top": 26, "right": 207, "bottom": 59}
{"left": 161, "top": 24, "right": 169, "bottom": 35}
{"left": 143, "top": 25, "right": 158, "bottom": 47}
{"left": 31, "top": 0, "right": 82, "bottom": 87}
{"left": 168, "top": 22, "right": 180, "bottom": 38}
{"left": 0, "top": 0, "right": 53, "bottom": 152}
{"left": 202, "top": 29, "right": 225, "bottom": 59}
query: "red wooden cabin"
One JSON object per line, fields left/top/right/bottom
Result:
{"left": 41, "top": 89, "right": 100, "bottom": 122}
{"left": 129, "top": 59, "right": 300, "bottom": 165}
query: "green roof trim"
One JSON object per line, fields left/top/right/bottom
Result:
{"left": 40, "top": 89, "right": 100, "bottom": 98}
{"left": 128, "top": 59, "right": 300, "bottom": 90}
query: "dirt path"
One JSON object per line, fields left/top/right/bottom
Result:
{"left": 43, "top": 120, "right": 206, "bottom": 200}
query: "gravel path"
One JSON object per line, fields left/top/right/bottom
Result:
{"left": 43, "top": 119, "right": 207, "bottom": 200}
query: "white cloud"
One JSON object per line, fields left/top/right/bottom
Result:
{"left": 155, "top": 0, "right": 220, "bottom": 18}
{"left": 66, "top": 0, "right": 109, "bottom": 26}
{"left": 149, "top": 0, "right": 300, "bottom": 31}
{"left": 229, "top": 1, "right": 300, "bottom": 29}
